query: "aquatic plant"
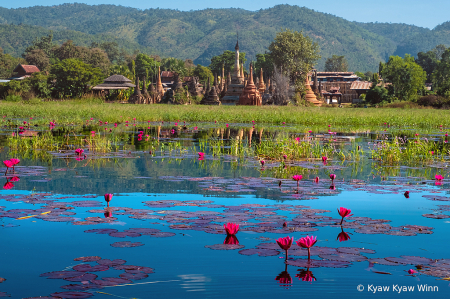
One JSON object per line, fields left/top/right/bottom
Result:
{"left": 224, "top": 223, "right": 239, "bottom": 235}
{"left": 296, "top": 236, "right": 318, "bottom": 259}
{"left": 337, "top": 207, "right": 353, "bottom": 225}
{"left": 276, "top": 236, "right": 294, "bottom": 261}
{"left": 104, "top": 194, "right": 113, "bottom": 207}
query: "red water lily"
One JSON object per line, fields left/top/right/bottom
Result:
{"left": 435, "top": 174, "right": 444, "bottom": 180}
{"left": 404, "top": 191, "right": 410, "bottom": 198}
{"left": 276, "top": 236, "right": 294, "bottom": 261}
{"left": 224, "top": 222, "right": 239, "bottom": 235}
{"left": 223, "top": 235, "right": 239, "bottom": 245}
{"left": 296, "top": 236, "right": 317, "bottom": 259}
{"left": 337, "top": 207, "right": 353, "bottom": 225}
{"left": 104, "top": 193, "right": 113, "bottom": 207}
{"left": 75, "top": 149, "right": 84, "bottom": 156}
{"left": 3, "top": 160, "right": 13, "bottom": 174}
{"left": 292, "top": 175, "right": 302, "bottom": 188}
{"left": 329, "top": 174, "right": 336, "bottom": 180}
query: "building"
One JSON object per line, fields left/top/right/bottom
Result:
{"left": 9, "top": 64, "right": 40, "bottom": 80}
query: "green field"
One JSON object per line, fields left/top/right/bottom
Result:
{"left": 0, "top": 100, "right": 447, "bottom": 130}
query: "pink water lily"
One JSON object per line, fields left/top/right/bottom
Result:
{"left": 198, "top": 152, "right": 205, "bottom": 161}
{"left": 296, "top": 236, "right": 317, "bottom": 259}
{"left": 224, "top": 222, "right": 239, "bottom": 235}
{"left": 75, "top": 149, "right": 84, "bottom": 156}
{"left": 3, "top": 160, "right": 13, "bottom": 174}
{"left": 314, "top": 177, "right": 319, "bottom": 183}
{"left": 435, "top": 175, "right": 444, "bottom": 180}
{"left": 408, "top": 269, "right": 417, "bottom": 275}
{"left": 260, "top": 160, "right": 265, "bottom": 166}
{"left": 338, "top": 207, "right": 353, "bottom": 225}
{"left": 404, "top": 191, "right": 410, "bottom": 198}
{"left": 224, "top": 235, "right": 239, "bottom": 245}
{"left": 3, "top": 182, "right": 13, "bottom": 190}
{"left": 329, "top": 174, "right": 336, "bottom": 180}
{"left": 292, "top": 175, "right": 302, "bottom": 188}
{"left": 276, "top": 236, "right": 294, "bottom": 261}
{"left": 104, "top": 193, "right": 113, "bottom": 207}
{"left": 9, "top": 158, "right": 20, "bottom": 171}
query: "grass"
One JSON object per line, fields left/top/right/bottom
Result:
{"left": 0, "top": 99, "right": 449, "bottom": 129}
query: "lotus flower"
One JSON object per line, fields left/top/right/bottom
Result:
{"left": 104, "top": 193, "right": 113, "bottom": 207}
{"left": 9, "top": 158, "right": 20, "bottom": 171}
{"left": 276, "top": 236, "right": 294, "bottom": 261}
{"left": 223, "top": 235, "right": 239, "bottom": 245}
{"left": 3, "top": 160, "right": 13, "bottom": 174}
{"left": 408, "top": 269, "right": 417, "bottom": 275}
{"left": 435, "top": 175, "right": 444, "bottom": 180}
{"left": 224, "top": 222, "right": 239, "bottom": 235}
{"left": 314, "top": 177, "right": 319, "bottom": 183}
{"left": 292, "top": 175, "right": 302, "bottom": 188}
{"left": 338, "top": 207, "right": 353, "bottom": 225}
{"left": 198, "top": 152, "right": 205, "bottom": 161}
{"left": 404, "top": 191, "right": 410, "bottom": 198}
{"left": 330, "top": 174, "right": 336, "bottom": 180}
{"left": 75, "top": 149, "right": 84, "bottom": 156}
{"left": 296, "top": 236, "right": 317, "bottom": 259}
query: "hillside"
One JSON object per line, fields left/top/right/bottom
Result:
{"left": 0, "top": 3, "right": 449, "bottom": 71}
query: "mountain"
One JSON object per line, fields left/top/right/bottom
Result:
{"left": 0, "top": 3, "right": 449, "bottom": 72}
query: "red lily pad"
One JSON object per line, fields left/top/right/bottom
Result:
{"left": 72, "top": 264, "right": 109, "bottom": 272}
{"left": 73, "top": 256, "right": 101, "bottom": 262}
{"left": 238, "top": 248, "right": 280, "bottom": 257}
{"left": 50, "top": 292, "right": 93, "bottom": 298}
{"left": 60, "top": 284, "right": 102, "bottom": 290}
{"left": 287, "top": 259, "right": 350, "bottom": 268}
{"left": 422, "top": 214, "right": 450, "bottom": 219}
{"left": 110, "top": 241, "right": 144, "bottom": 248}
{"left": 40, "top": 271, "right": 85, "bottom": 279}
{"left": 64, "top": 273, "right": 98, "bottom": 282}
{"left": 97, "top": 259, "right": 126, "bottom": 266}
{"left": 119, "top": 272, "right": 148, "bottom": 280}
{"left": 205, "top": 244, "right": 245, "bottom": 250}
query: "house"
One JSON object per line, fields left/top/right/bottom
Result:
{"left": 9, "top": 64, "right": 40, "bottom": 80}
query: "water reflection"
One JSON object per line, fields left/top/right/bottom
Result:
{"left": 275, "top": 264, "right": 292, "bottom": 288}
{"left": 223, "top": 235, "right": 239, "bottom": 245}
{"left": 336, "top": 227, "right": 351, "bottom": 242}
{"left": 296, "top": 267, "right": 316, "bottom": 283}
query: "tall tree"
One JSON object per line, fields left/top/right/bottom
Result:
{"left": 324, "top": 55, "right": 348, "bottom": 72}
{"left": 433, "top": 48, "right": 450, "bottom": 97}
{"left": 50, "top": 58, "right": 103, "bottom": 98}
{"left": 268, "top": 29, "right": 320, "bottom": 91}
{"left": 135, "top": 53, "right": 160, "bottom": 81}
{"left": 24, "top": 49, "right": 50, "bottom": 72}
{"left": 192, "top": 64, "right": 213, "bottom": 85}
{"left": 255, "top": 53, "right": 273, "bottom": 78}
{"left": 416, "top": 51, "right": 438, "bottom": 83}
{"left": 382, "top": 54, "right": 426, "bottom": 101}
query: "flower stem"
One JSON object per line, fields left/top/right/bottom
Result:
{"left": 307, "top": 248, "right": 311, "bottom": 260}
{"left": 340, "top": 217, "right": 344, "bottom": 225}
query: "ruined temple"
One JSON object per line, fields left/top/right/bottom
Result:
{"left": 221, "top": 39, "right": 245, "bottom": 105}
{"left": 238, "top": 64, "right": 262, "bottom": 106}
{"left": 129, "top": 76, "right": 146, "bottom": 104}
{"left": 200, "top": 75, "right": 221, "bottom": 105}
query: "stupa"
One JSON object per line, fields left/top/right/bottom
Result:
{"left": 238, "top": 63, "right": 262, "bottom": 106}
{"left": 200, "top": 75, "right": 221, "bottom": 105}
{"left": 221, "top": 38, "right": 245, "bottom": 105}
{"left": 305, "top": 77, "right": 322, "bottom": 106}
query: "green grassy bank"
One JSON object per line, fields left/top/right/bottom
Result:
{"left": 0, "top": 100, "right": 448, "bottom": 129}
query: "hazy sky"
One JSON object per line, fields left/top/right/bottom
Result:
{"left": 2, "top": 0, "right": 447, "bottom": 29}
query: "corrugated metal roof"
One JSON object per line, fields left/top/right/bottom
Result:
{"left": 13, "top": 64, "right": 40, "bottom": 74}
{"left": 104, "top": 75, "right": 132, "bottom": 83}
{"left": 161, "top": 71, "right": 174, "bottom": 78}
{"left": 350, "top": 81, "right": 372, "bottom": 90}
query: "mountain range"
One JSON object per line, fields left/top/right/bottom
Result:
{"left": 1, "top": 3, "right": 450, "bottom": 71}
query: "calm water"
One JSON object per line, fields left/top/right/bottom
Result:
{"left": 0, "top": 122, "right": 450, "bottom": 298}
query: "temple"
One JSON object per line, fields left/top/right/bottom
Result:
{"left": 221, "top": 38, "right": 245, "bottom": 105}
{"left": 238, "top": 63, "right": 262, "bottom": 106}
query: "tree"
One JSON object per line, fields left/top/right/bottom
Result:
{"left": 161, "top": 57, "right": 188, "bottom": 77}
{"left": 416, "top": 51, "right": 438, "bottom": 83}
{"left": 192, "top": 64, "right": 213, "bottom": 85}
{"left": 85, "top": 48, "right": 111, "bottom": 74}
{"left": 255, "top": 53, "right": 273, "bottom": 78}
{"left": 268, "top": 29, "right": 320, "bottom": 91}
{"left": 209, "top": 50, "right": 246, "bottom": 76}
{"left": 135, "top": 53, "right": 160, "bottom": 81}
{"left": 381, "top": 54, "right": 426, "bottom": 102}
{"left": 23, "top": 33, "right": 55, "bottom": 58}
{"left": 25, "top": 49, "right": 50, "bottom": 72}
{"left": 0, "top": 48, "right": 24, "bottom": 79}
{"left": 324, "top": 55, "right": 348, "bottom": 72}
{"left": 433, "top": 48, "right": 450, "bottom": 97}
{"left": 365, "top": 85, "right": 390, "bottom": 105}
{"left": 50, "top": 58, "right": 104, "bottom": 98}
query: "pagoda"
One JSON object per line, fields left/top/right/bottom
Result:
{"left": 238, "top": 63, "right": 262, "bottom": 106}
{"left": 221, "top": 38, "right": 245, "bottom": 105}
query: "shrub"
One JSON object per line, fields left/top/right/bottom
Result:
{"left": 4, "top": 95, "right": 22, "bottom": 102}
{"left": 417, "top": 95, "right": 450, "bottom": 108}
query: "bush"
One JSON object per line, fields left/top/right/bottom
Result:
{"left": 4, "top": 95, "right": 22, "bottom": 102}
{"left": 417, "top": 95, "right": 450, "bottom": 108}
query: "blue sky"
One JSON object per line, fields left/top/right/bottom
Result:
{"left": 2, "top": 0, "right": 447, "bottom": 29}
